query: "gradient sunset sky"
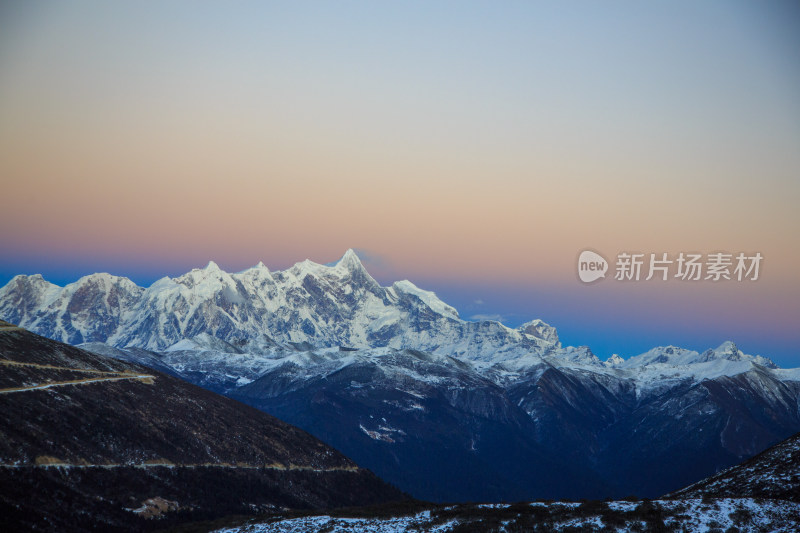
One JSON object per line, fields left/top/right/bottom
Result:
{"left": 1, "top": 2, "right": 798, "bottom": 364}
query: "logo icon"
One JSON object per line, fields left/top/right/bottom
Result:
{"left": 578, "top": 250, "right": 608, "bottom": 283}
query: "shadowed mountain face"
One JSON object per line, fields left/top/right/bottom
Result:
{"left": 0, "top": 323, "right": 404, "bottom": 532}
{"left": 592, "top": 368, "right": 800, "bottom": 497}
{"left": 231, "top": 350, "right": 612, "bottom": 502}
{"left": 227, "top": 352, "right": 800, "bottom": 500}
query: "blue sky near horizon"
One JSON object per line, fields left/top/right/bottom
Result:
{"left": 1, "top": 2, "right": 798, "bottom": 365}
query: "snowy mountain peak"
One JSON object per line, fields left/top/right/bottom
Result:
{"left": 174, "top": 261, "right": 235, "bottom": 291}
{"left": 697, "top": 342, "right": 744, "bottom": 363}
{"left": 605, "top": 354, "right": 625, "bottom": 367}
{"left": 709, "top": 341, "right": 739, "bottom": 359}
{"left": 329, "top": 249, "right": 379, "bottom": 286}
{"left": 0, "top": 274, "right": 62, "bottom": 330}
{"left": 240, "top": 261, "right": 271, "bottom": 278}
{"left": 718, "top": 340, "right": 737, "bottom": 351}
{"left": 202, "top": 260, "right": 222, "bottom": 272}
{"left": 3, "top": 273, "right": 58, "bottom": 296}
{"left": 518, "top": 319, "right": 560, "bottom": 347}
{"left": 285, "top": 250, "right": 380, "bottom": 290}
{"left": 336, "top": 248, "right": 364, "bottom": 271}
{"left": 621, "top": 342, "right": 779, "bottom": 372}
{"left": 74, "top": 272, "right": 139, "bottom": 288}
{"left": 551, "top": 345, "right": 603, "bottom": 367}
{"left": 707, "top": 341, "right": 778, "bottom": 369}
{"left": 290, "top": 259, "right": 317, "bottom": 276}
{"left": 391, "top": 280, "right": 459, "bottom": 319}
{"left": 622, "top": 345, "right": 698, "bottom": 368}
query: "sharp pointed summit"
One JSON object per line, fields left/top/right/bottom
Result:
{"left": 336, "top": 248, "right": 365, "bottom": 272}
{"left": 329, "top": 249, "right": 381, "bottom": 290}
{"left": 202, "top": 260, "right": 221, "bottom": 272}
{"left": 715, "top": 340, "right": 738, "bottom": 354}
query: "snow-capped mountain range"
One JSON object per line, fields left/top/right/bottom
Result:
{"left": 0, "top": 249, "right": 779, "bottom": 379}
{"left": 0, "top": 249, "right": 558, "bottom": 361}
{"left": 2, "top": 249, "right": 799, "bottom": 501}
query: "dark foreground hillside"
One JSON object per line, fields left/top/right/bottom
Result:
{"left": 670, "top": 430, "right": 800, "bottom": 502}
{"left": 0, "top": 321, "right": 405, "bottom": 532}
{"left": 185, "top": 430, "right": 800, "bottom": 532}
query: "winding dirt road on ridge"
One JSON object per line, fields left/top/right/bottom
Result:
{"left": 0, "top": 323, "right": 156, "bottom": 393}
{"left": 0, "top": 358, "right": 156, "bottom": 394}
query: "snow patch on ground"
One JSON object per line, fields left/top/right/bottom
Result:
{"left": 214, "top": 499, "right": 800, "bottom": 533}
